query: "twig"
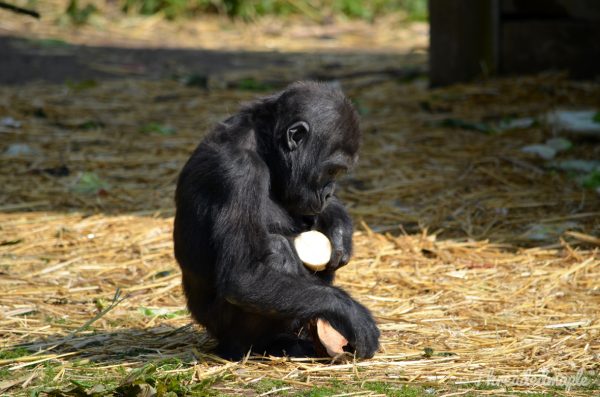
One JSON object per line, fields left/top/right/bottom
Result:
{"left": 69, "top": 288, "right": 127, "bottom": 337}
{"left": 0, "top": 1, "right": 40, "bottom": 18}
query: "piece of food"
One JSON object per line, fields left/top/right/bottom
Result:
{"left": 294, "top": 230, "right": 332, "bottom": 271}
{"left": 316, "top": 318, "right": 348, "bottom": 357}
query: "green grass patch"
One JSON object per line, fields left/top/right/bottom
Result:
{"left": 26, "top": 38, "right": 70, "bottom": 48}
{"left": 140, "top": 122, "right": 177, "bottom": 136}
{"left": 234, "top": 78, "right": 276, "bottom": 92}
{"left": 119, "top": 0, "right": 427, "bottom": 21}
{"left": 582, "top": 170, "right": 600, "bottom": 189}
{"left": 299, "top": 387, "right": 337, "bottom": 397}
{"left": 65, "top": 0, "right": 98, "bottom": 25}
{"left": 138, "top": 306, "right": 188, "bottom": 319}
{"left": 71, "top": 172, "right": 110, "bottom": 195}
{"left": 66, "top": 79, "right": 99, "bottom": 91}
{"left": 363, "top": 381, "right": 428, "bottom": 396}
{"left": 0, "top": 346, "right": 31, "bottom": 360}
{"left": 250, "top": 379, "right": 290, "bottom": 394}
{"left": 36, "top": 360, "right": 219, "bottom": 397}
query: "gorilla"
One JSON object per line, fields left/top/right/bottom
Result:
{"left": 173, "top": 81, "right": 379, "bottom": 360}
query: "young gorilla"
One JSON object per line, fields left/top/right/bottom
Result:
{"left": 174, "top": 81, "right": 379, "bottom": 360}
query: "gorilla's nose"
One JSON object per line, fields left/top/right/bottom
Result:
{"left": 316, "top": 192, "right": 333, "bottom": 213}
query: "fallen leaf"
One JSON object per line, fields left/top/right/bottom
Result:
{"left": 439, "top": 118, "right": 494, "bottom": 134}
{"left": 545, "top": 137, "right": 572, "bottom": 152}
{"left": 500, "top": 117, "right": 535, "bottom": 129}
{"left": 0, "top": 116, "right": 21, "bottom": 128}
{"left": 551, "top": 159, "right": 600, "bottom": 173}
{"left": 4, "top": 143, "right": 37, "bottom": 156}
{"left": 546, "top": 109, "right": 600, "bottom": 135}
{"left": 523, "top": 222, "right": 579, "bottom": 241}
{"left": 521, "top": 144, "right": 556, "bottom": 160}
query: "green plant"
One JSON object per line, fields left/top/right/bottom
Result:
{"left": 118, "top": 0, "right": 428, "bottom": 21}
{"left": 65, "top": 0, "right": 97, "bottom": 25}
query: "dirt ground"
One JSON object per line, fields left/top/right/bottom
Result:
{"left": 1, "top": 3, "right": 599, "bottom": 397}
{"left": 0, "top": 1, "right": 427, "bottom": 85}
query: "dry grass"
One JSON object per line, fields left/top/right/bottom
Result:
{"left": 1, "top": 73, "right": 599, "bottom": 395}
{"left": 0, "top": 0, "right": 428, "bottom": 53}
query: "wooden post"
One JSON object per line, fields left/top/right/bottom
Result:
{"left": 429, "top": 0, "right": 499, "bottom": 86}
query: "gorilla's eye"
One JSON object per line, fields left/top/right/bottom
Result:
{"left": 287, "top": 121, "right": 309, "bottom": 145}
{"left": 326, "top": 165, "right": 347, "bottom": 180}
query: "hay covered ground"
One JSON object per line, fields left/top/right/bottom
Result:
{"left": 0, "top": 9, "right": 599, "bottom": 395}
{"left": 1, "top": 72, "right": 598, "bottom": 396}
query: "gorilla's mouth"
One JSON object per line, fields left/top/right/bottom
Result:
{"left": 308, "top": 191, "right": 326, "bottom": 214}
{"left": 285, "top": 190, "right": 324, "bottom": 216}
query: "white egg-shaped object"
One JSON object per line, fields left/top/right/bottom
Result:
{"left": 294, "top": 231, "right": 332, "bottom": 271}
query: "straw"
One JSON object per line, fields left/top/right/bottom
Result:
{"left": 1, "top": 73, "right": 599, "bottom": 395}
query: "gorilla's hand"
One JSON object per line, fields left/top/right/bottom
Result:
{"left": 325, "top": 290, "right": 380, "bottom": 358}
{"left": 326, "top": 221, "right": 352, "bottom": 270}
{"left": 314, "top": 196, "right": 354, "bottom": 271}
{"left": 265, "top": 234, "right": 305, "bottom": 275}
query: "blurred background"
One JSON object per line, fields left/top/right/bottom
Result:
{"left": 0, "top": 0, "right": 428, "bottom": 85}
{"left": 1, "top": 0, "right": 598, "bottom": 237}
{"left": 1, "top": 1, "right": 599, "bottom": 85}
{"left": 1, "top": 2, "right": 599, "bottom": 396}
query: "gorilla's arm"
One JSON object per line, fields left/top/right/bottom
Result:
{"left": 209, "top": 149, "right": 378, "bottom": 358}
{"left": 315, "top": 197, "right": 353, "bottom": 270}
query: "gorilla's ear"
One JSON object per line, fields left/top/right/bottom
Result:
{"left": 285, "top": 121, "right": 309, "bottom": 151}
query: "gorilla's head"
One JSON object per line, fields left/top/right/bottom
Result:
{"left": 251, "top": 81, "right": 361, "bottom": 216}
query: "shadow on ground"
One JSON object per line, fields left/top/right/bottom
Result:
{"left": 7, "top": 323, "right": 214, "bottom": 365}
{"left": 0, "top": 35, "right": 425, "bottom": 86}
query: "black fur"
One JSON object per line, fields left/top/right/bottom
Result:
{"left": 173, "top": 81, "right": 380, "bottom": 360}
